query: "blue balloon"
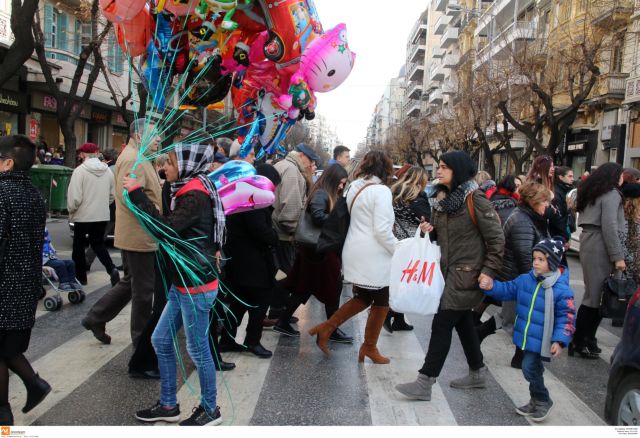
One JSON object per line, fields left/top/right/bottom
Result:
{"left": 208, "top": 160, "right": 256, "bottom": 190}
{"left": 239, "top": 118, "right": 260, "bottom": 158}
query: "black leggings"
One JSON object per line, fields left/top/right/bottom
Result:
{"left": 352, "top": 286, "right": 389, "bottom": 307}
{"left": 0, "top": 354, "right": 37, "bottom": 406}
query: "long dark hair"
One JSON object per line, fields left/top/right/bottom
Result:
{"left": 354, "top": 150, "right": 394, "bottom": 184}
{"left": 577, "top": 162, "right": 623, "bottom": 212}
{"left": 496, "top": 175, "right": 518, "bottom": 194}
{"left": 527, "top": 155, "right": 554, "bottom": 191}
{"left": 307, "top": 164, "right": 348, "bottom": 212}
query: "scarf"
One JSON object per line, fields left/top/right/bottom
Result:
{"left": 170, "top": 144, "right": 226, "bottom": 246}
{"left": 430, "top": 180, "right": 479, "bottom": 214}
{"left": 538, "top": 269, "right": 562, "bottom": 361}
{"left": 496, "top": 187, "right": 520, "bottom": 201}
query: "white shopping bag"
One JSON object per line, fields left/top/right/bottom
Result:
{"left": 389, "top": 229, "right": 445, "bottom": 316}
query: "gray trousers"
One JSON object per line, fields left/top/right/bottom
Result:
{"left": 84, "top": 250, "right": 156, "bottom": 347}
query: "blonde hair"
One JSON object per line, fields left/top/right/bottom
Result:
{"left": 155, "top": 153, "right": 169, "bottom": 167}
{"left": 624, "top": 197, "right": 640, "bottom": 221}
{"left": 518, "top": 181, "right": 551, "bottom": 209}
{"left": 391, "top": 166, "right": 429, "bottom": 204}
{"left": 475, "top": 170, "right": 492, "bottom": 185}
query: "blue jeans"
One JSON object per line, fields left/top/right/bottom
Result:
{"left": 152, "top": 286, "right": 217, "bottom": 409}
{"left": 45, "top": 259, "right": 76, "bottom": 283}
{"left": 521, "top": 350, "right": 550, "bottom": 402}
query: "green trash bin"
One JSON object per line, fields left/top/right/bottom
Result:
{"left": 30, "top": 164, "right": 74, "bottom": 212}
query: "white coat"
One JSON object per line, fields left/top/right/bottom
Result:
{"left": 67, "top": 157, "right": 115, "bottom": 223}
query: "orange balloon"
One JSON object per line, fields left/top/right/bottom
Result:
{"left": 114, "top": 6, "right": 153, "bottom": 57}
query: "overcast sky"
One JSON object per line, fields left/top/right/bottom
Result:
{"left": 313, "top": 0, "right": 428, "bottom": 150}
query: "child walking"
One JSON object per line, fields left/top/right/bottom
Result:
{"left": 0, "top": 135, "right": 51, "bottom": 425}
{"left": 480, "top": 237, "right": 575, "bottom": 422}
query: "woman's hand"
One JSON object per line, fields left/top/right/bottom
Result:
{"left": 123, "top": 175, "right": 139, "bottom": 191}
{"left": 419, "top": 217, "right": 433, "bottom": 234}
{"left": 615, "top": 260, "right": 627, "bottom": 271}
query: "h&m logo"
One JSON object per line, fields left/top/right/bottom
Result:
{"left": 400, "top": 260, "right": 436, "bottom": 286}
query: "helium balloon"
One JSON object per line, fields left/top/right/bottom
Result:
{"left": 208, "top": 160, "right": 256, "bottom": 190}
{"left": 162, "top": 0, "right": 200, "bottom": 17}
{"left": 218, "top": 175, "right": 276, "bottom": 216}
{"left": 114, "top": 6, "right": 154, "bottom": 57}
{"left": 99, "top": 0, "right": 145, "bottom": 23}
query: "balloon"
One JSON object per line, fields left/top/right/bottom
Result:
{"left": 142, "top": 42, "right": 168, "bottom": 111}
{"left": 162, "top": 0, "right": 200, "bottom": 17}
{"left": 256, "top": 0, "right": 322, "bottom": 73}
{"left": 208, "top": 160, "right": 256, "bottom": 190}
{"left": 114, "top": 6, "right": 154, "bottom": 57}
{"left": 218, "top": 175, "right": 276, "bottom": 215}
{"left": 99, "top": 0, "right": 145, "bottom": 23}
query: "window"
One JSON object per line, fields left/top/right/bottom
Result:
{"left": 74, "top": 20, "right": 81, "bottom": 53}
{"left": 611, "top": 35, "right": 625, "bottom": 74}
{"left": 107, "top": 30, "right": 124, "bottom": 74}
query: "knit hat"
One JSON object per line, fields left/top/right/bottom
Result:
{"left": 439, "top": 150, "right": 477, "bottom": 191}
{"left": 533, "top": 237, "right": 565, "bottom": 271}
{"left": 78, "top": 143, "right": 99, "bottom": 154}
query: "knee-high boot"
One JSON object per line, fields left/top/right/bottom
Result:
{"left": 308, "top": 298, "right": 369, "bottom": 356}
{"left": 358, "top": 306, "right": 391, "bottom": 364}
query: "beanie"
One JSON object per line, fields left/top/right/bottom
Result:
{"left": 532, "top": 237, "right": 565, "bottom": 272}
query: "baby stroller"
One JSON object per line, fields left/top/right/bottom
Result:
{"left": 41, "top": 266, "right": 86, "bottom": 311}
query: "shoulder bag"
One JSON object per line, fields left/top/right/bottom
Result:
{"left": 600, "top": 270, "right": 637, "bottom": 320}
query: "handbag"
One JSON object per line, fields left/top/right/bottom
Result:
{"left": 294, "top": 210, "right": 322, "bottom": 247}
{"left": 316, "top": 183, "right": 376, "bottom": 254}
{"left": 600, "top": 270, "right": 637, "bottom": 320}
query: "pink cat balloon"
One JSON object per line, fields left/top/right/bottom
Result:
{"left": 218, "top": 175, "right": 276, "bottom": 216}
{"left": 281, "top": 23, "right": 355, "bottom": 119}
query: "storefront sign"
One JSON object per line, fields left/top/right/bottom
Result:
{"left": 112, "top": 112, "right": 129, "bottom": 128}
{"left": 31, "top": 92, "right": 90, "bottom": 119}
{"left": 568, "top": 143, "right": 585, "bottom": 152}
{"left": 0, "top": 89, "right": 27, "bottom": 113}
{"left": 29, "top": 119, "right": 39, "bottom": 140}
{"left": 91, "top": 108, "right": 110, "bottom": 124}
{"left": 625, "top": 76, "right": 640, "bottom": 104}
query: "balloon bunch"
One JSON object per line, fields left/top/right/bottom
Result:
{"left": 101, "top": 0, "right": 356, "bottom": 158}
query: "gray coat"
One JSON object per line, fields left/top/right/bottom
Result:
{"left": 578, "top": 189, "right": 626, "bottom": 308}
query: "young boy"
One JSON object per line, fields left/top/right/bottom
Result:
{"left": 480, "top": 237, "right": 575, "bottom": 422}
{"left": 0, "top": 135, "right": 51, "bottom": 426}
{"left": 42, "top": 227, "right": 83, "bottom": 292}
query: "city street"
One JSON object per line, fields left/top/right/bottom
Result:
{"left": 10, "top": 218, "right": 621, "bottom": 427}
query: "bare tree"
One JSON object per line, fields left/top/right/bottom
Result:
{"left": 0, "top": 0, "right": 39, "bottom": 87}
{"left": 32, "top": 0, "right": 112, "bottom": 166}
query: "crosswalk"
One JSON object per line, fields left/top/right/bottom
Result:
{"left": 10, "top": 278, "right": 618, "bottom": 426}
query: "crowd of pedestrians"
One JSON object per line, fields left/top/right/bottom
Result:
{"left": 1, "top": 129, "right": 639, "bottom": 427}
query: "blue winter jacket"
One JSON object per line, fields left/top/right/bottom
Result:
{"left": 484, "top": 268, "right": 575, "bottom": 354}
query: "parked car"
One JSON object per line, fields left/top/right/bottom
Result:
{"left": 604, "top": 286, "right": 640, "bottom": 425}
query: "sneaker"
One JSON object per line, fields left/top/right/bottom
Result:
{"left": 59, "top": 283, "right": 75, "bottom": 291}
{"left": 329, "top": 328, "right": 354, "bottom": 344}
{"left": 179, "top": 405, "right": 222, "bottom": 426}
{"left": 71, "top": 281, "right": 84, "bottom": 291}
{"left": 515, "top": 399, "right": 537, "bottom": 416}
{"left": 273, "top": 322, "right": 300, "bottom": 337}
{"left": 135, "top": 401, "right": 180, "bottom": 423}
{"left": 530, "top": 399, "right": 553, "bottom": 422}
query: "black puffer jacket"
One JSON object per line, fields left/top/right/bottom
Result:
{"left": 129, "top": 179, "right": 220, "bottom": 289}
{"left": 553, "top": 181, "right": 574, "bottom": 237}
{"left": 490, "top": 192, "right": 517, "bottom": 225}
{"left": 498, "top": 205, "right": 550, "bottom": 281}
{"left": 308, "top": 189, "right": 331, "bottom": 227}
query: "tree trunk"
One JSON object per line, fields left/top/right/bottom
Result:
{"left": 61, "top": 119, "right": 77, "bottom": 167}
{"left": 0, "top": 0, "right": 39, "bottom": 88}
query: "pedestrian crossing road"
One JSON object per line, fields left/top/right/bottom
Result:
{"left": 10, "top": 257, "right": 621, "bottom": 427}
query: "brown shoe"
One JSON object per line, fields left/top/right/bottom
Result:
{"left": 358, "top": 306, "right": 390, "bottom": 364}
{"left": 308, "top": 298, "right": 368, "bottom": 356}
{"left": 81, "top": 317, "right": 111, "bottom": 344}
{"left": 262, "top": 318, "right": 278, "bottom": 328}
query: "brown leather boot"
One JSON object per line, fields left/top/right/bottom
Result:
{"left": 308, "top": 298, "right": 368, "bottom": 356}
{"left": 358, "top": 306, "right": 391, "bottom": 364}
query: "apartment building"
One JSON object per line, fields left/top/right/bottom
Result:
{"left": 367, "top": 72, "right": 406, "bottom": 147}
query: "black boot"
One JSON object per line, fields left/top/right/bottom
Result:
{"left": 329, "top": 328, "right": 354, "bottom": 343}
{"left": 383, "top": 310, "right": 394, "bottom": 333}
{"left": 0, "top": 403, "right": 13, "bottom": 426}
{"left": 569, "top": 306, "right": 600, "bottom": 359}
{"left": 511, "top": 347, "right": 523, "bottom": 369}
{"left": 391, "top": 312, "right": 414, "bottom": 331}
{"left": 476, "top": 316, "right": 496, "bottom": 344}
{"left": 22, "top": 373, "right": 51, "bottom": 413}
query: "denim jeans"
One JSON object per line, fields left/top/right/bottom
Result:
{"left": 45, "top": 259, "right": 76, "bottom": 283}
{"left": 521, "top": 350, "right": 550, "bottom": 402}
{"left": 152, "top": 286, "right": 218, "bottom": 410}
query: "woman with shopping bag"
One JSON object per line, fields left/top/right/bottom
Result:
{"left": 386, "top": 166, "right": 432, "bottom": 332}
{"left": 308, "top": 151, "right": 397, "bottom": 364}
{"left": 396, "top": 151, "right": 505, "bottom": 401}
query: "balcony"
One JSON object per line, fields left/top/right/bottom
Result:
{"left": 409, "top": 44, "right": 426, "bottom": 64}
{"left": 435, "top": 0, "right": 449, "bottom": 12}
{"left": 443, "top": 53, "right": 460, "bottom": 68}
{"left": 409, "top": 18, "right": 428, "bottom": 45}
{"left": 434, "top": 15, "right": 452, "bottom": 35}
{"left": 446, "top": 1, "right": 461, "bottom": 17}
{"left": 406, "top": 81, "right": 423, "bottom": 100}
{"left": 440, "top": 27, "right": 459, "bottom": 49}
{"left": 473, "top": 21, "right": 537, "bottom": 70}
{"left": 592, "top": 0, "right": 633, "bottom": 28}
{"left": 429, "top": 89, "right": 443, "bottom": 105}
{"left": 405, "top": 100, "right": 422, "bottom": 118}
{"left": 432, "top": 47, "right": 446, "bottom": 59}
{"left": 407, "top": 62, "right": 425, "bottom": 82}
{"left": 476, "top": 0, "right": 515, "bottom": 37}
{"left": 442, "top": 80, "right": 458, "bottom": 95}
{"left": 595, "top": 73, "right": 629, "bottom": 99}
{"left": 430, "top": 64, "right": 445, "bottom": 82}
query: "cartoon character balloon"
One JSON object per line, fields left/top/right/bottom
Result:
{"left": 218, "top": 175, "right": 276, "bottom": 215}
{"left": 99, "top": 0, "right": 146, "bottom": 23}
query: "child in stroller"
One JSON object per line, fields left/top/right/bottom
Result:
{"left": 42, "top": 227, "right": 83, "bottom": 292}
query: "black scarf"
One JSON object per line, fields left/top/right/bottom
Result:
{"left": 431, "top": 180, "right": 479, "bottom": 214}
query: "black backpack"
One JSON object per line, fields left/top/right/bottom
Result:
{"left": 316, "top": 183, "right": 376, "bottom": 254}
